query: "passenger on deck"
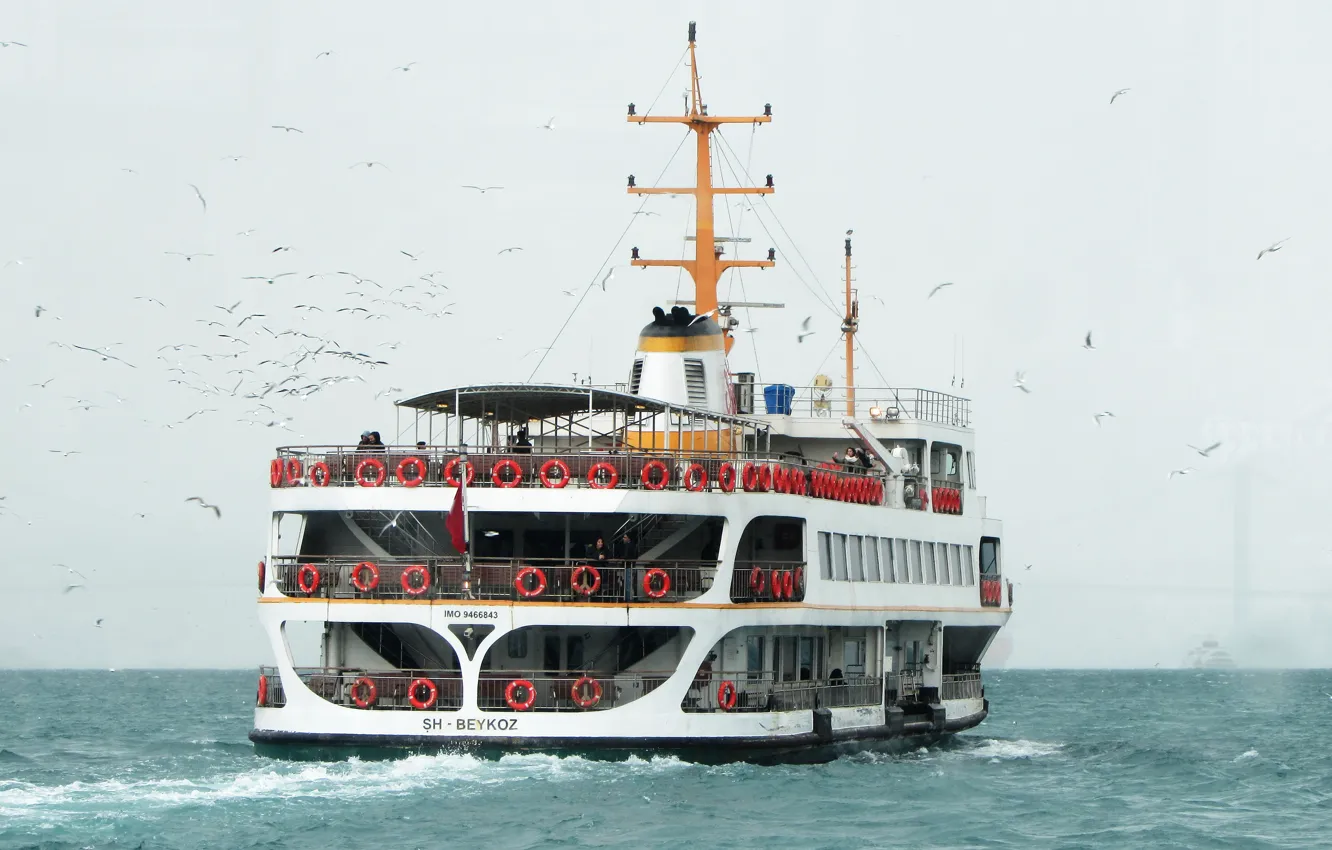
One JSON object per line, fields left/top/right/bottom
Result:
{"left": 614, "top": 534, "right": 638, "bottom": 602}
{"left": 829, "top": 668, "right": 845, "bottom": 686}
{"left": 356, "top": 431, "right": 373, "bottom": 451}
{"left": 512, "top": 426, "right": 533, "bottom": 454}
{"left": 368, "top": 431, "right": 387, "bottom": 451}
{"left": 693, "top": 652, "right": 716, "bottom": 690}
{"left": 847, "top": 446, "right": 872, "bottom": 471}
{"left": 416, "top": 441, "right": 427, "bottom": 450}
{"left": 588, "top": 537, "right": 610, "bottom": 562}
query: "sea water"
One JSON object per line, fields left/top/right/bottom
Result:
{"left": 2, "top": 669, "right": 1330, "bottom": 849}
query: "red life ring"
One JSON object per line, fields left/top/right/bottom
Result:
{"left": 717, "top": 680, "right": 738, "bottom": 711}
{"left": 269, "top": 458, "right": 282, "bottom": 487}
{"left": 539, "top": 458, "right": 570, "bottom": 488}
{"left": 769, "top": 569, "right": 784, "bottom": 600}
{"left": 257, "top": 673, "right": 268, "bottom": 706}
{"left": 285, "top": 458, "right": 303, "bottom": 486}
{"left": 749, "top": 565, "right": 766, "bottom": 595}
{"left": 640, "top": 459, "right": 669, "bottom": 490}
{"left": 684, "top": 463, "right": 707, "bottom": 491}
{"left": 571, "top": 676, "right": 603, "bottom": 709}
{"left": 409, "top": 677, "right": 438, "bottom": 710}
{"left": 309, "top": 461, "right": 331, "bottom": 487}
{"left": 396, "top": 456, "right": 427, "bottom": 487}
{"left": 742, "top": 462, "right": 758, "bottom": 491}
{"left": 719, "top": 462, "right": 736, "bottom": 492}
{"left": 790, "top": 469, "right": 805, "bottom": 496}
{"left": 793, "top": 566, "right": 804, "bottom": 599}
{"left": 810, "top": 471, "right": 823, "bottom": 498}
{"left": 355, "top": 457, "right": 387, "bottom": 487}
{"left": 505, "top": 679, "right": 536, "bottom": 711}
{"left": 515, "top": 566, "right": 547, "bottom": 598}
{"left": 758, "top": 464, "right": 772, "bottom": 492}
{"left": 856, "top": 478, "right": 868, "bottom": 503}
{"left": 587, "top": 461, "right": 619, "bottom": 489}
{"left": 491, "top": 459, "right": 522, "bottom": 487}
{"left": 776, "top": 466, "right": 791, "bottom": 493}
{"left": 401, "top": 565, "right": 430, "bottom": 596}
{"left": 870, "top": 480, "right": 882, "bottom": 505}
{"left": 642, "top": 568, "right": 670, "bottom": 599}
{"left": 257, "top": 559, "right": 266, "bottom": 593}
{"left": 351, "top": 676, "right": 378, "bottom": 708}
{"left": 919, "top": 487, "right": 930, "bottom": 509}
{"left": 351, "top": 561, "right": 380, "bottom": 592}
{"left": 443, "top": 458, "right": 475, "bottom": 487}
{"left": 782, "top": 570, "right": 795, "bottom": 599}
{"left": 571, "top": 564, "right": 601, "bottom": 597}
{"left": 297, "top": 564, "right": 320, "bottom": 595}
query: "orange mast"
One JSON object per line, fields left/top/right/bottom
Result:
{"left": 627, "top": 21, "right": 776, "bottom": 353}
{"left": 842, "top": 234, "right": 858, "bottom": 416}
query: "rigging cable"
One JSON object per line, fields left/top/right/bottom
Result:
{"left": 717, "top": 123, "right": 764, "bottom": 382}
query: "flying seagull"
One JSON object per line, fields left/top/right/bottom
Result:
{"left": 221, "top": 155, "right": 246, "bottom": 162}
{"left": 185, "top": 497, "right": 221, "bottom": 518}
{"left": 1013, "top": 371, "right": 1031, "bottom": 393}
{"left": 462, "top": 185, "right": 503, "bottom": 193}
{"left": 601, "top": 267, "right": 615, "bottom": 291}
{"left": 633, "top": 211, "right": 661, "bottom": 217}
{"left": 928, "top": 282, "right": 955, "bottom": 299}
{"left": 1167, "top": 467, "right": 1195, "bottom": 480}
{"left": 241, "top": 273, "right": 296, "bottom": 284}
{"left": 0, "top": 41, "right": 28, "bottom": 48}
{"left": 498, "top": 247, "right": 524, "bottom": 255}
{"left": 350, "top": 161, "right": 390, "bottom": 170}
{"left": 271, "top": 246, "right": 294, "bottom": 253}
{"left": 165, "top": 252, "right": 212, "bottom": 262}
{"left": 1083, "top": 331, "right": 1096, "bottom": 350}
{"left": 1093, "top": 411, "right": 1115, "bottom": 426}
{"left": 215, "top": 301, "right": 242, "bottom": 314}
{"left": 1257, "top": 238, "right": 1289, "bottom": 260}
{"left": 315, "top": 50, "right": 332, "bottom": 59}
{"left": 797, "top": 316, "right": 815, "bottom": 343}
{"left": 94, "top": 618, "right": 104, "bottom": 628}
{"left": 393, "top": 62, "right": 418, "bottom": 72}
{"left": 1188, "top": 441, "right": 1223, "bottom": 457}
{"left": 539, "top": 116, "right": 556, "bottom": 130}
{"left": 271, "top": 125, "right": 304, "bottom": 133}
{"left": 188, "top": 184, "right": 207, "bottom": 212}
{"left": 561, "top": 289, "right": 577, "bottom": 296}
{"left": 400, "top": 250, "right": 421, "bottom": 261}
{"left": 135, "top": 296, "right": 166, "bottom": 308}
{"left": 1110, "top": 88, "right": 1131, "bottom": 105}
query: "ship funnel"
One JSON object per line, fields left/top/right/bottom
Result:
{"left": 628, "top": 307, "right": 729, "bottom": 412}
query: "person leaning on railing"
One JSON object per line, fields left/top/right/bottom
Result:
{"left": 614, "top": 533, "right": 638, "bottom": 602}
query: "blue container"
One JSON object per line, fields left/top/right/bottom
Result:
{"left": 763, "top": 384, "right": 796, "bottom": 415}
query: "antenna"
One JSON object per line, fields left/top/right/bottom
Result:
{"left": 841, "top": 233, "right": 859, "bottom": 415}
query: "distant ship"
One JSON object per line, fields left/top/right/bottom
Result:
{"left": 1187, "top": 639, "right": 1237, "bottom": 669}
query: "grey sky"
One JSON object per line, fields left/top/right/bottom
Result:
{"left": 4, "top": 2, "right": 1332, "bottom": 668}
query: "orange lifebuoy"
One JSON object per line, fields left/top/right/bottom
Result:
{"left": 257, "top": 559, "right": 266, "bottom": 593}
{"left": 309, "top": 461, "right": 331, "bottom": 487}
{"left": 443, "top": 458, "right": 475, "bottom": 487}
{"left": 920, "top": 487, "right": 930, "bottom": 509}
{"left": 749, "top": 565, "right": 766, "bottom": 595}
{"left": 587, "top": 461, "right": 619, "bottom": 489}
{"left": 409, "top": 677, "right": 438, "bottom": 710}
{"left": 515, "top": 566, "right": 547, "bottom": 598}
{"left": 717, "top": 680, "right": 738, "bottom": 710}
{"left": 758, "top": 464, "right": 772, "bottom": 492}
{"left": 355, "top": 457, "right": 387, "bottom": 487}
{"left": 571, "top": 676, "right": 603, "bottom": 709}
{"left": 256, "top": 673, "right": 268, "bottom": 706}
{"left": 491, "top": 459, "right": 522, "bottom": 488}
{"left": 571, "top": 564, "right": 601, "bottom": 597}
{"left": 351, "top": 561, "right": 379, "bottom": 593}
{"left": 719, "top": 462, "right": 736, "bottom": 493}
{"left": 401, "top": 565, "right": 430, "bottom": 596}
{"left": 396, "top": 456, "right": 427, "bottom": 487}
{"left": 539, "top": 458, "right": 570, "bottom": 488}
{"left": 793, "top": 566, "right": 804, "bottom": 599}
{"left": 642, "top": 568, "right": 670, "bottom": 599}
{"left": 351, "top": 676, "right": 377, "bottom": 708}
{"left": 505, "top": 679, "right": 536, "bottom": 711}
{"left": 640, "top": 459, "right": 669, "bottom": 490}
{"left": 811, "top": 470, "right": 824, "bottom": 498}
{"left": 789, "top": 469, "right": 805, "bottom": 496}
{"left": 774, "top": 466, "right": 788, "bottom": 494}
{"left": 782, "top": 570, "right": 794, "bottom": 599}
{"left": 285, "top": 458, "right": 303, "bottom": 486}
{"left": 769, "top": 569, "right": 784, "bottom": 600}
{"left": 742, "top": 462, "right": 758, "bottom": 492}
{"left": 684, "top": 463, "right": 707, "bottom": 492}
{"left": 297, "top": 564, "right": 320, "bottom": 595}
{"left": 269, "top": 458, "right": 282, "bottom": 487}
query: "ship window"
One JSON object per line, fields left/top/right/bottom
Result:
{"left": 961, "top": 544, "right": 975, "bottom": 585}
{"left": 894, "top": 539, "right": 908, "bottom": 583}
{"left": 506, "top": 630, "right": 528, "bottom": 659}
{"left": 566, "top": 635, "right": 585, "bottom": 670}
{"left": 966, "top": 451, "right": 976, "bottom": 489}
{"left": 922, "top": 543, "right": 937, "bottom": 584}
{"left": 948, "top": 544, "right": 963, "bottom": 586}
{"left": 864, "top": 537, "right": 880, "bottom": 581}
{"left": 843, "top": 638, "right": 866, "bottom": 677}
{"left": 832, "top": 534, "right": 849, "bottom": 580}
{"left": 879, "top": 538, "right": 895, "bottom": 582}
{"left": 980, "top": 537, "right": 1000, "bottom": 575}
{"left": 684, "top": 359, "right": 706, "bottom": 407}
{"left": 847, "top": 536, "right": 864, "bottom": 581}
{"left": 933, "top": 543, "right": 948, "bottom": 585}
{"left": 543, "top": 635, "right": 560, "bottom": 671}
{"left": 629, "top": 359, "right": 644, "bottom": 394}
{"left": 746, "top": 635, "right": 765, "bottom": 679}
{"left": 818, "top": 532, "right": 833, "bottom": 579}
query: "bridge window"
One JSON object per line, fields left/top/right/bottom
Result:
{"left": 980, "top": 537, "right": 1000, "bottom": 576}
{"left": 847, "top": 536, "right": 865, "bottom": 581}
{"left": 909, "top": 541, "right": 924, "bottom": 583}
{"left": 922, "top": 542, "right": 938, "bottom": 584}
{"left": 832, "top": 534, "right": 849, "bottom": 580}
{"left": 818, "top": 532, "right": 832, "bottom": 579}
{"left": 961, "top": 544, "right": 975, "bottom": 586}
{"left": 507, "top": 630, "right": 528, "bottom": 659}
{"left": 864, "top": 537, "right": 881, "bottom": 581}
{"left": 966, "top": 451, "right": 976, "bottom": 489}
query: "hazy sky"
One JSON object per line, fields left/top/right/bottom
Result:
{"left": 4, "top": 1, "right": 1332, "bottom": 669}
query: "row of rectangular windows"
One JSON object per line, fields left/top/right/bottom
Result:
{"left": 817, "top": 532, "right": 976, "bottom": 587}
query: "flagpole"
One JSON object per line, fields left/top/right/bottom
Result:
{"left": 460, "top": 442, "right": 472, "bottom": 599}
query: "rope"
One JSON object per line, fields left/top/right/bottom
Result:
{"left": 641, "top": 47, "right": 690, "bottom": 118}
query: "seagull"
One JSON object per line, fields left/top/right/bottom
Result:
{"left": 271, "top": 125, "right": 304, "bottom": 133}
{"left": 135, "top": 296, "right": 166, "bottom": 307}
{"left": 0, "top": 41, "right": 28, "bottom": 47}
{"left": 236, "top": 229, "right": 256, "bottom": 237}
{"left": 561, "top": 289, "right": 578, "bottom": 296}
{"left": 242, "top": 273, "right": 296, "bottom": 284}
{"left": 188, "top": 184, "right": 207, "bottom": 212}
{"left": 271, "top": 246, "right": 294, "bottom": 253}
{"left": 393, "top": 62, "right": 418, "bottom": 72}
{"left": 928, "top": 282, "right": 955, "bottom": 299}
{"left": 165, "top": 252, "right": 212, "bottom": 262}
{"left": 221, "top": 155, "right": 246, "bottom": 162}
{"left": 1257, "top": 238, "right": 1289, "bottom": 260}
{"left": 601, "top": 268, "right": 615, "bottom": 291}
{"left": 30, "top": 379, "right": 54, "bottom": 388}
{"left": 538, "top": 116, "right": 556, "bottom": 130}
{"left": 400, "top": 250, "right": 421, "bottom": 261}
{"left": 215, "top": 301, "right": 242, "bottom": 314}
{"left": 1013, "top": 371, "right": 1031, "bottom": 393}
{"left": 62, "top": 584, "right": 85, "bottom": 595}
{"left": 55, "top": 564, "right": 86, "bottom": 580}
{"left": 315, "top": 50, "right": 332, "bottom": 59}
{"left": 461, "top": 185, "right": 503, "bottom": 193}
{"left": 1110, "top": 88, "right": 1131, "bottom": 104}
{"left": 350, "top": 161, "right": 390, "bottom": 170}
{"left": 34, "top": 305, "right": 53, "bottom": 318}
{"left": 1188, "top": 441, "right": 1223, "bottom": 457}
{"left": 1167, "top": 467, "right": 1195, "bottom": 480}
{"left": 71, "top": 345, "right": 136, "bottom": 368}
{"left": 1083, "top": 331, "right": 1096, "bottom": 350}
{"left": 633, "top": 211, "right": 661, "bottom": 217}
{"left": 94, "top": 618, "right": 104, "bottom": 628}
{"left": 498, "top": 247, "right": 523, "bottom": 255}
{"left": 796, "top": 316, "right": 815, "bottom": 343}
{"left": 1093, "top": 411, "right": 1115, "bottom": 426}
{"left": 185, "top": 497, "right": 221, "bottom": 518}
{"left": 47, "top": 449, "right": 82, "bottom": 457}
{"left": 236, "top": 313, "right": 266, "bottom": 326}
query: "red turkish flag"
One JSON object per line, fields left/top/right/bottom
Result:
{"left": 446, "top": 484, "right": 467, "bottom": 552}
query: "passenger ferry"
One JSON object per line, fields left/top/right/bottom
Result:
{"left": 251, "top": 22, "right": 1013, "bottom": 763}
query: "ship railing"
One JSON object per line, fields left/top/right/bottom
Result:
{"left": 257, "top": 667, "right": 286, "bottom": 708}
{"left": 258, "top": 666, "right": 466, "bottom": 711}
{"left": 476, "top": 669, "right": 672, "bottom": 712}
{"left": 267, "top": 447, "right": 887, "bottom": 505}
{"left": 979, "top": 575, "right": 1003, "bottom": 607}
{"left": 885, "top": 670, "right": 925, "bottom": 704}
{"left": 681, "top": 672, "right": 884, "bottom": 713}
{"left": 728, "top": 561, "right": 808, "bottom": 602}
{"left": 270, "top": 555, "right": 718, "bottom": 603}
{"left": 779, "top": 386, "right": 971, "bottom": 427}
{"left": 941, "top": 671, "right": 983, "bottom": 701}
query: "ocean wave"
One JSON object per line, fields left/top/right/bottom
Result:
{"left": 0, "top": 749, "right": 32, "bottom": 763}
{"left": 960, "top": 738, "right": 1065, "bottom": 761}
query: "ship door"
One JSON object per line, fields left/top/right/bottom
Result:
{"left": 543, "top": 634, "right": 560, "bottom": 671}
